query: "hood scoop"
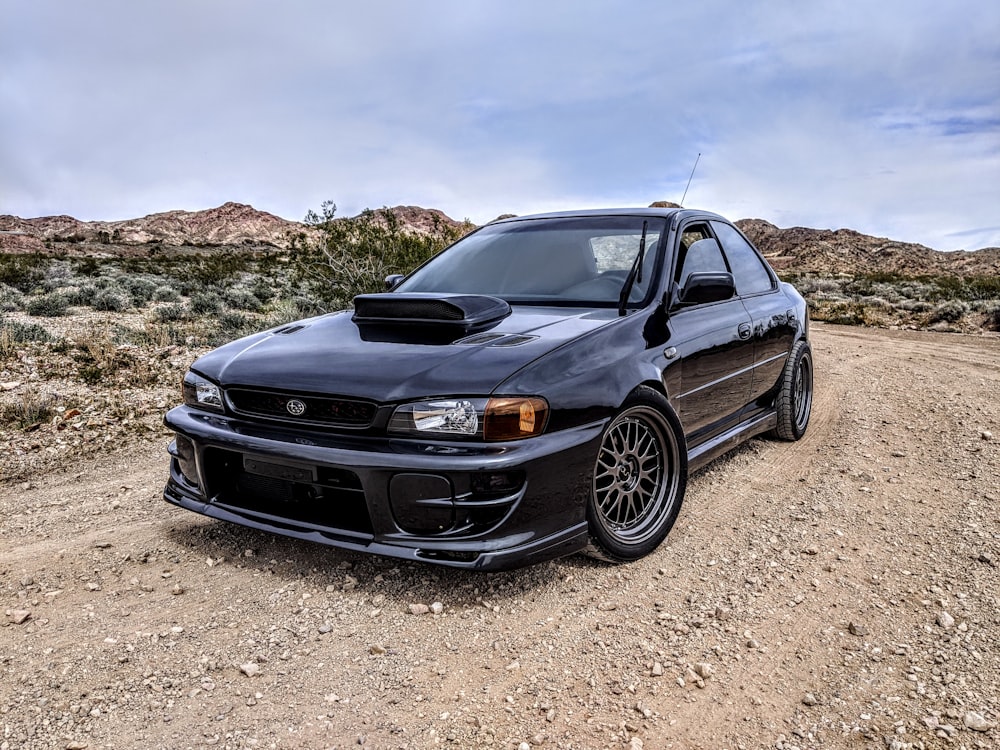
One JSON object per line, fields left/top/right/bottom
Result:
{"left": 352, "top": 293, "right": 512, "bottom": 344}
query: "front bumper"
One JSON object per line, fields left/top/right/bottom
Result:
{"left": 163, "top": 406, "right": 605, "bottom": 570}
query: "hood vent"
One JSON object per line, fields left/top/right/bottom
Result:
{"left": 352, "top": 293, "right": 512, "bottom": 339}
{"left": 273, "top": 324, "right": 308, "bottom": 335}
{"left": 454, "top": 332, "right": 537, "bottom": 347}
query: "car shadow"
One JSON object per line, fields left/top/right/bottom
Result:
{"left": 161, "top": 516, "right": 578, "bottom": 607}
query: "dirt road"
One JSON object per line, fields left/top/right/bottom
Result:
{"left": 2, "top": 323, "right": 998, "bottom": 750}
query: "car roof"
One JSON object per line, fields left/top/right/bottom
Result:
{"left": 489, "top": 207, "right": 729, "bottom": 225}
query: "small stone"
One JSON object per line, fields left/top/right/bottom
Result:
{"left": 505, "top": 660, "right": 521, "bottom": 670}
{"left": 693, "top": 662, "right": 714, "bottom": 679}
{"left": 240, "top": 662, "right": 261, "bottom": 677}
{"left": 408, "top": 603, "right": 429, "bottom": 615}
{"left": 651, "top": 661, "right": 664, "bottom": 677}
{"left": 519, "top": 743, "right": 531, "bottom": 750}
{"left": 802, "top": 545, "right": 819, "bottom": 555}
{"left": 86, "top": 582, "right": 101, "bottom": 591}
{"left": 629, "top": 738, "right": 644, "bottom": 750}
{"left": 978, "top": 553, "right": 996, "bottom": 567}
{"left": 802, "top": 692, "right": 818, "bottom": 706}
{"left": 171, "top": 583, "right": 184, "bottom": 596}
{"left": 429, "top": 601, "right": 444, "bottom": 615}
{"left": 937, "top": 611, "right": 955, "bottom": 629}
{"left": 981, "top": 430, "right": 993, "bottom": 441}
{"left": 9, "top": 609, "right": 32, "bottom": 624}
{"left": 369, "top": 644, "right": 386, "bottom": 656}
{"left": 65, "top": 742, "right": 89, "bottom": 750}
{"left": 964, "top": 711, "right": 996, "bottom": 732}
{"left": 848, "top": 622, "right": 868, "bottom": 636}
{"left": 318, "top": 622, "right": 333, "bottom": 634}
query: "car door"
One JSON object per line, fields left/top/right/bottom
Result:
{"left": 710, "top": 220, "right": 797, "bottom": 416}
{"left": 667, "top": 222, "right": 755, "bottom": 446}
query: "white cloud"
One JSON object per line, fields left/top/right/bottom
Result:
{"left": 1, "top": 0, "right": 998, "bottom": 249}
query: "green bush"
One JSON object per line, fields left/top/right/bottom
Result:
{"left": 0, "top": 316, "right": 52, "bottom": 343}
{"left": 224, "top": 288, "right": 264, "bottom": 312}
{"left": 121, "top": 276, "right": 158, "bottom": 306}
{"left": 153, "top": 285, "right": 182, "bottom": 302}
{"left": 929, "top": 300, "right": 969, "bottom": 324}
{"left": 291, "top": 202, "right": 468, "bottom": 310}
{"left": 189, "top": 291, "right": 222, "bottom": 315}
{"left": 0, "top": 255, "right": 47, "bottom": 292}
{"left": 92, "top": 287, "right": 132, "bottom": 312}
{"left": 0, "top": 283, "right": 24, "bottom": 312}
{"left": 26, "top": 292, "right": 70, "bottom": 317}
{"left": 153, "top": 302, "right": 188, "bottom": 322}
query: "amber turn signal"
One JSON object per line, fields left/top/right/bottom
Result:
{"left": 483, "top": 397, "right": 548, "bottom": 441}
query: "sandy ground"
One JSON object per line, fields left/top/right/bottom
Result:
{"left": 1, "top": 323, "right": 998, "bottom": 750}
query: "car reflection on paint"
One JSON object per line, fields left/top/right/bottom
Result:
{"left": 163, "top": 207, "right": 813, "bottom": 570}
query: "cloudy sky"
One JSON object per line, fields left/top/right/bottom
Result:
{"left": 2, "top": 1, "right": 998, "bottom": 250}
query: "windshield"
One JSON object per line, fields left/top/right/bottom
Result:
{"left": 395, "top": 216, "right": 666, "bottom": 306}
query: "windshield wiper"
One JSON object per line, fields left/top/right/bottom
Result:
{"left": 618, "top": 220, "right": 648, "bottom": 316}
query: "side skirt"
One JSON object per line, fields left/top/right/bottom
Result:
{"left": 687, "top": 411, "right": 777, "bottom": 473}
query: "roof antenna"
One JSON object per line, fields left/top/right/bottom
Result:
{"left": 679, "top": 152, "right": 701, "bottom": 207}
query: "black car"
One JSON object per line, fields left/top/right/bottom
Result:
{"left": 164, "top": 208, "right": 812, "bottom": 570}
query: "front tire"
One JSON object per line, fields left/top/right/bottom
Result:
{"left": 585, "top": 388, "right": 687, "bottom": 562}
{"left": 773, "top": 340, "right": 813, "bottom": 441}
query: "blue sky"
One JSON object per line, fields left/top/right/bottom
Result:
{"left": 2, "top": 1, "right": 998, "bottom": 251}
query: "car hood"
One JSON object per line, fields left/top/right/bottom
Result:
{"left": 192, "top": 306, "right": 621, "bottom": 401}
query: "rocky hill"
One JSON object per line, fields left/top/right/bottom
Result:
{"left": 0, "top": 202, "right": 303, "bottom": 254}
{"left": 736, "top": 219, "right": 1000, "bottom": 278}
{"left": 2, "top": 202, "right": 998, "bottom": 278}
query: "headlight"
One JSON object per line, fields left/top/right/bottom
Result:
{"left": 388, "top": 397, "right": 548, "bottom": 441}
{"left": 182, "top": 371, "right": 224, "bottom": 412}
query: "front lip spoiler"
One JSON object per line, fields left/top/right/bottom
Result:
{"left": 163, "top": 475, "right": 589, "bottom": 571}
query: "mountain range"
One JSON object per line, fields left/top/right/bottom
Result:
{"left": 2, "top": 202, "right": 998, "bottom": 279}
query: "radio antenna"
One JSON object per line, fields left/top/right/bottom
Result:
{"left": 679, "top": 152, "right": 701, "bottom": 206}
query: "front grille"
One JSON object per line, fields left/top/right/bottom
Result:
{"left": 203, "top": 448, "right": 373, "bottom": 535}
{"left": 227, "top": 388, "right": 377, "bottom": 428}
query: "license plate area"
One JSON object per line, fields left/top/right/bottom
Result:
{"left": 243, "top": 456, "right": 317, "bottom": 484}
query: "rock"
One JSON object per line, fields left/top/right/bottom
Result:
{"left": 652, "top": 661, "right": 663, "bottom": 676}
{"left": 964, "top": 711, "right": 996, "bottom": 732}
{"left": 171, "top": 583, "right": 184, "bottom": 596}
{"left": 518, "top": 743, "right": 531, "bottom": 750}
{"left": 848, "top": 622, "right": 868, "bottom": 636}
{"left": 369, "top": 644, "right": 386, "bottom": 656}
{"left": 9, "top": 609, "right": 32, "bottom": 624}
{"left": 693, "top": 662, "right": 714, "bottom": 678}
{"left": 408, "top": 603, "right": 429, "bottom": 615}
{"left": 937, "top": 611, "right": 955, "bottom": 629}
{"left": 981, "top": 430, "right": 993, "bottom": 441}
{"left": 628, "top": 737, "right": 644, "bottom": 750}
{"left": 802, "top": 692, "right": 818, "bottom": 706}
{"left": 429, "top": 601, "right": 444, "bottom": 614}
{"left": 240, "top": 662, "right": 261, "bottom": 677}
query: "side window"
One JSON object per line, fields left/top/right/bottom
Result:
{"left": 711, "top": 221, "right": 774, "bottom": 296}
{"left": 675, "top": 223, "right": 728, "bottom": 287}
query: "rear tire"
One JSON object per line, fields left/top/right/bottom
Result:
{"left": 772, "top": 340, "right": 813, "bottom": 441}
{"left": 584, "top": 387, "right": 687, "bottom": 562}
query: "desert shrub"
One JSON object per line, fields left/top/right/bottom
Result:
{"left": 0, "top": 317, "right": 53, "bottom": 355}
{"left": 929, "top": 300, "right": 969, "bottom": 324}
{"left": 153, "top": 285, "right": 182, "bottom": 302}
{"left": 26, "top": 292, "right": 70, "bottom": 317}
{"left": 0, "top": 283, "right": 24, "bottom": 312}
{"left": 218, "top": 310, "right": 259, "bottom": 335}
{"left": 41, "top": 261, "right": 74, "bottom": 292}
{"left": 899, "top": 299, "right": 933, "bottom": 313}
{"left": 0, "top": 389, "right": 56, "bottom": 428}
{"left": 250, "top": 277, "right": 277, "bottom": 303}
{"left": 73, "top": 257, "right": 102, "bottom": 277}
{"left": 189, "top": 291, "right": 222, "bottom": 315}
{"left": 63, "top": 283, "right": 98, "bottom": 306}
{"left": 121, "top": 276, "right": 158, "bottom": 306}
{"left": 224, "top": 288, "right": 264, "bottom": 312}
{"left": 153, "top": 302, "right": 188, "bottom": 322}
{"left": 291, "top": 202, "right": 468, "bottom": 310}
{"left": 91, "top": 287, "right": 132, "bottom": 312}
{"left": 0, "top": 254, "right": 47, "bottom": 292}
{"left": 985, "top": 303, "right": 1000, "bottom": 331}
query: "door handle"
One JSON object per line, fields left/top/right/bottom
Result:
{"left": 738, "top": 323, "right": 752, "bottom": 340}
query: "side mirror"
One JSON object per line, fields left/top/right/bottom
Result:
{"left": 677, "top": 272, "right": 736, "bottom": 306}
{"left": 384, "top": 274, "right": 405, "bottom": 290}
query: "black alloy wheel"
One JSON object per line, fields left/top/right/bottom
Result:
{"left": 773, "top": 340, "right": 813, "bottom": 441}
